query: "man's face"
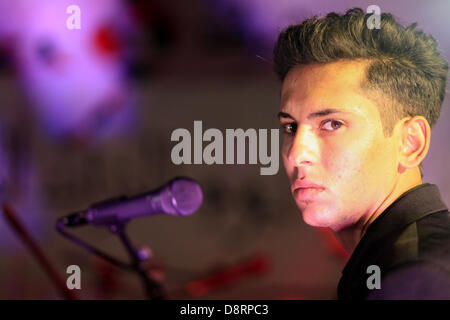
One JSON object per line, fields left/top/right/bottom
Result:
{"left": 279, "top": 61, "right": 400, "bottom": 232}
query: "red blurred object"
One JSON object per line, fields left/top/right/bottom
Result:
{"left": 94, "top": 26, "right": 121, "bottom": 57}
{"left": 92, "top": 257, "right": 121, "bottom": 299}
{"left": 316, "top": 227, "right": 350, "bottom": 261}
{"left": 185, "top": 254, "right": 270, "bottom": 297}
{"left": 2, "top": 203, "right": 78, "bottom": 300}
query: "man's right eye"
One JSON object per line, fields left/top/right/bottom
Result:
{"left": 281, "top": 123, "right": 297, "bottom": 135}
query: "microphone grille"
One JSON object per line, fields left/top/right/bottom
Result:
{"left": 170, "top": 177, "right": 203, "bottom": 216}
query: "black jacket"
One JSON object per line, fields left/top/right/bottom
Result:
{"left": 338, "top": 183, "right": 450, "bottom": 300}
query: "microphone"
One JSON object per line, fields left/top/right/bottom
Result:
{"left": 59, "top": 177, "right": 203, "bottom": 227}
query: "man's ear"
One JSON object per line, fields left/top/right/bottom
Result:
{"left": 398, "top": 116, "right": 431, "bottom": 172}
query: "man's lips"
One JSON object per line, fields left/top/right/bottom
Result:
{"left": 291, "top": 180, "right": 326, "bottom": 202}
{"left": 291, "top": 180, "right": 325, "bottom": 192}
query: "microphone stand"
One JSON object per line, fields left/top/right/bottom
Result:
{"left": 109, "top": 222, "right": 166, "bottom": 300}
{"left": 56, "top": 219, "right": 166, "bottom": 300}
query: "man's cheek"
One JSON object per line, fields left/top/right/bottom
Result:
{"left": 282, "top": 156, "right": 293, "bottom": 182}
{"left": 281, "top": 144, "right": 291, "bottom": 170}
{"left": 281, "top": 152, "right": 288, "bottom": 167}
{"left": 281, "top": 138, "right": 291, "bottom": 157}
{"left": 327, "top": 154, "right": 363, "bottom": 186}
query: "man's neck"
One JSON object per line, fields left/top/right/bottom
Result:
{"left": 334, "top": 167, "right": 423, "bottom": 256}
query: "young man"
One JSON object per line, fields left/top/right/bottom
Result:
{"left": 274, "top": 8, "right": 450, "bottom": 299}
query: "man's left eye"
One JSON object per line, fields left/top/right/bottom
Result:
{"left": 321, "top": 120, "right": 343, "bottom": 131}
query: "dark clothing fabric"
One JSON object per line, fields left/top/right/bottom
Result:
{"left": 337, "top": 183, "right": 450, "bottom": 300}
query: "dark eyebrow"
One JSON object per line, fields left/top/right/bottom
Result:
{"left": 277, "top": 111, "right": 295, "bottom": 120}
{"left": 278, "top": 108, "right": 349, "bottom": 121}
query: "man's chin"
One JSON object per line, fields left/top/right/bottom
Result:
{"left": 300, "top": 207, "right": 336, "bottom": 228}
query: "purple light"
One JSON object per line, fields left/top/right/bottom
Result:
{"left": 0, "top": 0, "right": 137, "bottom": 143}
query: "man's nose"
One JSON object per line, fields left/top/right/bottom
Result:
{"left": 287, "top": 126, "right": 319, "bottom": 167}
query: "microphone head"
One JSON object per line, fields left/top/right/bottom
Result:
{"left": 166, "top": 177, "right": 203, "bottom": 216}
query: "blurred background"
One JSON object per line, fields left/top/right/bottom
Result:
{"left": 0, "top": 0, "right": 449, "bottom": 299}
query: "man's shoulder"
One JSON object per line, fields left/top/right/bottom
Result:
{"left": 338, "top": 186, "right": 450, "bottom": 300}
{"left": 367, "top": 259, "right": 450, "bottom": 299}
{"left": 369, "top": 210, "right": 450, "bottom": 299}
{"left": 416, "top": 209, "right": 450, "bottom": 262}
{"left": 388, "top": 209, "right": 450, "bottom": 265}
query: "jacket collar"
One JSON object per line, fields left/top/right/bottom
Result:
{"left": 341, "top": 183, "right": 448, "bottom": 276}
